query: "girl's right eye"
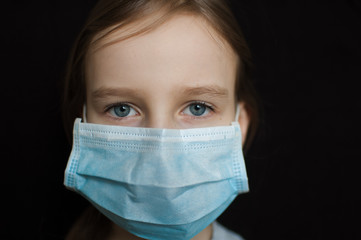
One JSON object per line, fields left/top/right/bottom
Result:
{"left": 107, "top": 104, "right": 138, "bottom": 118}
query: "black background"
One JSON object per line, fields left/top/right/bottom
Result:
{"left": 2, "top": 0, "right": 360, "bottom": 239}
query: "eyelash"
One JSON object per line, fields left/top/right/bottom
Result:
{"left": 104, "top": 102, "right": 138, "bottom": 117}
{"left": 104, "top": 102, "right": 130, "bottom": 112}
{"left": 188, "top": 101, "right": 215, "bottom": 112}
{"left": 103, "top": 101, "right": 216, "bottom": 117}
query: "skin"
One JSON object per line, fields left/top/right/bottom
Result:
{"left": 85, "top": 14, "right": 249, "bottom": 240}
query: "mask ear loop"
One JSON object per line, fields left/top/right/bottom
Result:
{"left": 234, "top": 104, "right": 241, "bottom": 122}
{"left": 82, "top": 105, "right": 87, "bottom": 123}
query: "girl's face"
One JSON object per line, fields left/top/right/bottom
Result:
{"left": 85, "top": 15, "right": 248, "bottom": 137}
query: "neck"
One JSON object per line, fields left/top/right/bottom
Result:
{"left": 108, "top": 223, "right": 213, "bottom": 240}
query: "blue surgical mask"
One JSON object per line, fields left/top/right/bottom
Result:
{"left": 64, "top": 107, "right": 248, "bottom": 240}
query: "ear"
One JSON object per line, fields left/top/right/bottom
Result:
{"left": 237, "top": 102, "right": 250, "bottom": 146}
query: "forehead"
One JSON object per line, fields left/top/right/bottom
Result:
{"left": 86, "top": 14, "right": 238, "bottom": 96}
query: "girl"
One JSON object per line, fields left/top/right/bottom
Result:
{"left": 62, "top": 0, "right": 259, "bottom": 239}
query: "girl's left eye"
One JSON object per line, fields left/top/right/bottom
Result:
{"left": 108, "top": 104, "right": 138, "bottom": 118}
{"left": 183, "top": 102, "right": 213, "bottom": 117}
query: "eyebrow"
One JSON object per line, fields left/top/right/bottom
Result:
{"left": 92, "top": 87, "right": 142, "bottom": 100}
{"left": 91, "top": 85, "right": 229, "bottom": 100}
{"left": 182, "top": 85, "right": 229, "bottom": 98}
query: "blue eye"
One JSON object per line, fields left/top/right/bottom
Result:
{"left": 109, "top": 104, "right": 137, "bottom": 118}
{"left": 183, "top": 102, "right": 212, "bottom": 117}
